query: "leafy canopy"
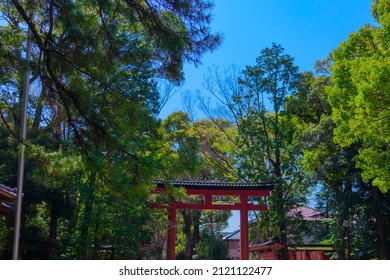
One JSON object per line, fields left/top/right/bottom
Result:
{"left": 328, "top": 0, "right": 390, "bottom": 192}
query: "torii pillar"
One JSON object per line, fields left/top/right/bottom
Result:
{"left": 240, "top": 195, "right": 249, "bottom": 260}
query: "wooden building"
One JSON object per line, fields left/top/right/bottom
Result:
{"left": 249, "top": 238, "right": 334, "bottom": 260}
{"left": 224, "top": 206, "right": 334, "bottom": 260}
{"left": 223, "top": 229, "right": 240, "bottom": 260}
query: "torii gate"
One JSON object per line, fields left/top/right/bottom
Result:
{"left": 153, "top": 180, "right": 275, "bottom": 260}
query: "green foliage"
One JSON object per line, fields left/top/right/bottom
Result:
{"left": 197, "top": 45, "right": 313, "bottom": 259}
{"left": 159, "top": 111, "right": 201, "bottom": 179}
{"left": 232, "top": 44, "right": 308, "bottom": 258}
{"left": 156, "top": 112, "right": 234, "bottom": 259}
{"left": 193, "top": 216, "right": 228, "bottom": 260}
{"left": 328, "top": 0, "right": 390, "bottom": 192}
{"left": 287, "top": 61, "right": 390, "bottom": 259}
{"left": 192, "top": 118, "right": 237, "bottom": 181}
{"left": 0, "top": 0, "right": 220, "bottom": 259}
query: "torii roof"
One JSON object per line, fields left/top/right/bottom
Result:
{"left": 153, "top": 180, "right": 275, "bottom": 210}
{"left": 154, "top": 180, "right": 276, "bottom": 191}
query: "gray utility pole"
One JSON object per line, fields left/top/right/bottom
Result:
{"left": 12, "top": 26, "right": 32, "bottom": 260}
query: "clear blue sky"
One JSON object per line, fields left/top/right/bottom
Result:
{"left": 160, "top": 0, "right": 376, "bottom": 119}
{"left": 159, "top": 0, "right": 377, "bottom": 231}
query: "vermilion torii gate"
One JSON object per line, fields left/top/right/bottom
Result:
{"left": 153, "top": 180, "right": 275, "bottom": 260}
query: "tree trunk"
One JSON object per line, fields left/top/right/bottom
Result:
{"left": 209, "top": 220, "right": 214, "bottom": 259}
{"left": 79, "top": 172, "right": 96, "bottom": 259}
{"left": 32, "top": 86, "right": 48, "bottom": 129}
{"left": 372, "top": 186, "right": 389, "bottom": 259}
{"left": 48, "top": 202, "right": 58, "bottom": 259}
{"left": 276, "top": 187, "right": 288, "bottom": 260}
{"left": 182, "top": 210, "right": 192, "bottom": 260}
{"left": 274, "top": 161, "right": 288, "bottom": 260}
{"left": 193, "top": 211, "right": 200, "bottom": 254}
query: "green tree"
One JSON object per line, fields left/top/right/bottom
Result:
{"left": 328, "top": 0, "right": 390, "bottom": 193}
{"left": 157, "top": 111, "right": 200, "bottom": 259}
{"left": 1, "top": 0, "right": 221, "bottom": 175}
{"left": 156, "top": 111, "right": 234, "bottom": 259}
{"left": 192, "top": 118, "right": 237, "bottom": 181}
{"left": 235, "top": 44, "right": 304, "bottom": 259}
{"left": 1, "top": 0, "right": 221, "bottom": 259}
{"left": 287, "top": 68, "right": 390, "bottom": 259}
{"left": 193, "top": 210, "right": 229, "bottom": 260}
{"left": 325, "top": 1, "right": 390, "bottom": 259}
{"left": 199, "top": 47, "right": 311, "bottom": 259}
{"left": 159, "top": 111, "right": 201, "bottom": 180}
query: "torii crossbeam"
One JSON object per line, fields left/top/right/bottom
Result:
{"left": 152, "top": 180, "right": 275, "bottom": 260}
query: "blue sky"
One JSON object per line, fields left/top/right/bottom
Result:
{"left": 160, "top": 0, "right": 376, "bottom": 120}
{"left": 159, "top": 0, "right": 377, "bottom": 231}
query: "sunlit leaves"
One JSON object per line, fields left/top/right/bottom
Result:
{"left": 328, "top": 1, "right": 390, "bottom": 192}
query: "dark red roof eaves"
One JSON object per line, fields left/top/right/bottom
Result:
{"left": 0, "top": 202, "right": 15, "bottom": 216}
{"left": 154, "top": 180, "right": 276, "bottom": 191}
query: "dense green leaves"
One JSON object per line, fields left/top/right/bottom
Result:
{"left": 198, "top": 44, "right": 308, "bottom": 259}
{"left": 328, "top": 0, "right": 390, "bottom": 192}
{"left": 287, "top": 63, "right": 390, "bottom": 259}
{"left": 0, "top": 0, "right": 221, "bottom": 259}
{"left": 157, "top": 111, "right": 234, "bottom": 259}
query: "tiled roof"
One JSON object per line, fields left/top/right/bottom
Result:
{"left": 287, "top": 206, "right": 324, "bottom": 221}
{"left": 223, "top": 229, "right": 241, "bottom": 240}
{"left": 225, "top": 206, "right": 324, "bottom": 239}
{"left": 249, "top": 238, "right": 334, "bottom": 251}
{"left": 0, "top": 184, "right": 17, "bottom": 216}
{"left": 249, "top": 237, "right": 284, "bottom": 249}
{"left": 0, "top": 183, "right": 17, "bottom": 198}
{"left": 154, "top": 180, "right": 277, "bottom": 190}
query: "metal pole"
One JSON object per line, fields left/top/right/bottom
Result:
{"left": 346, "top": 226, "right": 351, "bottom": 260}
{"left": 343, "top": 220, "right": 351, "bottom": 260}
{"left": 12, "top": 26, "right": 32, "bottom": 260}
